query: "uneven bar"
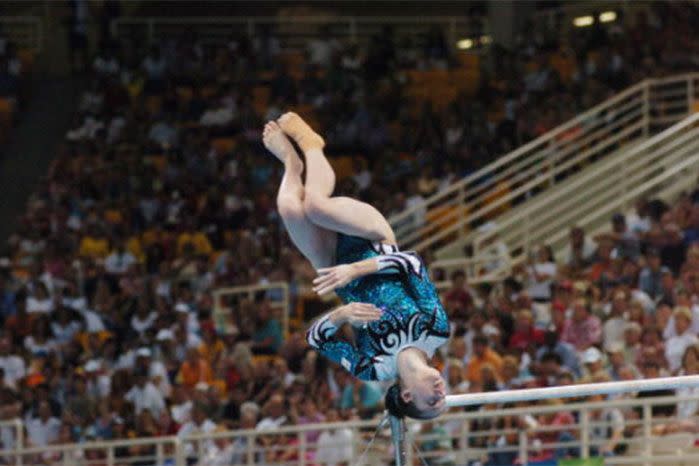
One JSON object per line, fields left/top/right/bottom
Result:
{"left": 445, "top": 375, "right": 699, "bottom": 408}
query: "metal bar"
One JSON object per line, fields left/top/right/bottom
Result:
{"left": 389, "top": 415, "right": 406, "bottom": 466}
{"left": 580, "top": 408, "right": 590, "bottom": 459}
{"left": 445, "top": 375, "right": 699, "bottom": 407}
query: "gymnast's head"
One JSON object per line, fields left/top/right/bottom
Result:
{"left": 385, "top": 356, "right": 447, "bottom": 420}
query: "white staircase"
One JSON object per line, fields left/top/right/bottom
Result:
{"left": 389, "top": 74, "right": 699, "bottom": 283}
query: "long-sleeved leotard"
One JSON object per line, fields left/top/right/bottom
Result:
{"left": 306, "top": 234, "right": 450, "bottom": 381}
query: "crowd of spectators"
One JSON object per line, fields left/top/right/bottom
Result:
{"left": 1, "top": 3, "right": 699, "bottom": 465}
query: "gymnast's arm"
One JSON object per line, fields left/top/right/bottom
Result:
{"left": 305, "top": 302, "right": 382, "bottom": 381}
{"left": 313, "top": 251, "right": 423, "bottom": 295}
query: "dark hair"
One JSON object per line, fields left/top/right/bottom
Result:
{"left": 541, "top": 352, "right": 562, "bottom": 365}
{"left": 384, "top": 383, "right": 436, "bottom": 420}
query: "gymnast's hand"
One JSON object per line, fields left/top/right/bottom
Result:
{"left": 313, "top": 264, "right": 359, "bottom": 295}
{"left": 330, "top": 303, "right": 383, "bottom": 326}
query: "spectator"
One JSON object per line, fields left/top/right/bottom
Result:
{"left": 250, "top": 300, "right": 283, "bottom": 354}
{"left": 561, "top": 298, "right": 602, "bottom": 351}
{"left": 603, "top": 290, "right": 629, "bottom": 351}
{"left": 314, "top": 408, "right": 353, "bottom": 466}
{"left": 536, "top": 328, "right": 581, "bottom": 377}
{"left": 26, "top": 401, "right": 61, "bottom": 448}
{"left": 525, "top": 245, "right": 557, "bottom": 302}
{"left": 125, "top": 368, "right": 166, "bottom": 417}
{"left": 178, "top": 403, "right": 217, "bottom": 460}
{"left": 665, "top": 306, "right": 698, "bottom": 373}
{"left": 0, "top": 337, "right": 24, "bottom": 389}
{"left": 466, "top": 334, "right": 503, "bottom": 384}
{"left": 508, "top": 309, "right": 544, "bottom": 350}
{"left": 178, "top": 347, "right": 214, "bottom": 390}
{"left": 639, "top": 248, "right": 668, "bottom": 298}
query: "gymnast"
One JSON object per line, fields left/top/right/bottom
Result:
{"left": 262, "top": 112, "right": 449, "bottom": 420}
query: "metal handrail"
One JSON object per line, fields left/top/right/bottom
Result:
{"left": 390, "top": 74, "right": 699, "bottom": 257}
{"left": 212, "top": 281, "right": 290, "bottom": 337}
{"left": 5, "top": 393, "right": 699, "bottom": 466}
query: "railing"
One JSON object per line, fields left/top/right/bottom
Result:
{"left": 0, "top": 17, "right": 42, "bottom": 53}
{"left": 111, "top": 16, "right": 486, "bottom": 53}
{"left": 212, "top": 282, "right": 290, "bottom": 337}
{"left": 430, "top": 253, "right": 512, "bottom": 289}
{"left": 4, "top": 393, "right": 699, "bottom": 466}
{"left": 390, "top": 73, "right": 699, "bottom": 257}
{"left": 472, "top": 112, "right": 699, "bottom": 267}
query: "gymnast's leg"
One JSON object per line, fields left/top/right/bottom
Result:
{"left": 263, "top": 121, "right": 335, "bottom": 269}
{"left": 278, "top": 112, "right": 397, "bottom": 245}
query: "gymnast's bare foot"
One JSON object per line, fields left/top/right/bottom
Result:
{"left": 278, "top": 112, "right": 325, "bottom": 153}
{"left": 263, "top": 121, "right": 303, "bottom": 171}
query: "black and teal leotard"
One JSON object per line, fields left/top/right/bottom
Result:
{"left": 306, "top": 233, "right": 450, "bottom": 381}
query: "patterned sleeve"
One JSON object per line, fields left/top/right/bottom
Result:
{"left": 305, "top": 313, "right": 377, "bottom": 381}
{"left": 382, "top": 251, "right": 450, "bottom": 335}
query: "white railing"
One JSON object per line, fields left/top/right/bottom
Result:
{"left": 390, "top": 73, "right": 699, "bottom": 258}
{"left": 4, "top": 393, "right": 699, "bottom": 466}
{"left": 0, "top": 17, "right": 42, "bottom": 53}
{"left": 111, "top": 16, "right": 486, "bottom": 53}
{"left": 212, "top": 282, "right": 290, "bottom": 337}
{"left": 467, "top": 112, "right": 699, "bottom": 274}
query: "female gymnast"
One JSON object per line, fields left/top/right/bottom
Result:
{"left": 262, "top": 112, "right": 449, "bottom": 419}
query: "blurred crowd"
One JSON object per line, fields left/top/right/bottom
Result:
{"left": 0, "top": 2, "right": 699, "bottom": 465}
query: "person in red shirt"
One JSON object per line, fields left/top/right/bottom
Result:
{"left": 444, "top": 270, "right": 473, "bottom": 314}
{"left": 508, "top": 309, "right": 544, "bottom": 350}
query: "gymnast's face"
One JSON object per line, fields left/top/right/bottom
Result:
{"left": 402, "top": 366, "right": 447, "bottom": 417}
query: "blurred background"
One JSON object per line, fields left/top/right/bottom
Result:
{"left": 0, "top": 1, "right": 699, "bottom": 465}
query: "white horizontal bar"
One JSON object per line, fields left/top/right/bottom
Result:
{"left": 445, "top": 375, "right": 699, "bottom": 408}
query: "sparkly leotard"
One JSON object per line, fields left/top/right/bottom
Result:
{"left": 306, "top": 233, "right": 450, "bottom": 381}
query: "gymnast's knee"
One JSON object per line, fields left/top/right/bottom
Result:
{"left": 277, "top": 193, "right": 305, "bottom": 221}
{"left": 303, "top": 190, "right": 329, "bottom": 224}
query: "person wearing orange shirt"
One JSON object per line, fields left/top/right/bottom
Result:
{"left": 466, "top": 334, "right": 503, "bottom": 384}
{"left": 177, "top": 347, "right": 213, "bottom": 389}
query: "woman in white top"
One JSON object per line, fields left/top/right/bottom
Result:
{"left": 665, "top": 307, "right": 699, "bottom": 373}
{"left": 26, "top": 282, "right": 54, "bottom": 314}
{"left": 527, "top": 245, "right": 557, "bottom": 302}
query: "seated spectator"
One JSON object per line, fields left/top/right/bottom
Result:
{"left": 665, "top": 306, "right": 698, "bottom": 373}
{"left": 565, "top": 226, "right": 596, "bottom": 271}
{"left": 256, "top": 394, "right": 287, "bottom": 431}
{"left": 677, "top": 344, "right": 699, "bottom": 419}
{"left": 250, "top": 301, "right": 282, "bottom": 355}
{"left": 315, "top": 408, "right": 353, "bottom": 465}
{"left": 0, "top": 337, "right": 24, "bottom": 390}
{"left": 603, "top": 290, "right": 628, "bottom": 351}
{"left": 561, "top": 298, "right": 602, "bottom": 351}
{"left": 536, "top": 328, "right": 581, "bottom": 377}
{"left": 125, "top": 368, "right": 166, "bottom": 417}
{"left": 466, "top": 334, "right": 503, "bottom": 384}
{"left": 26, "top": 282, "right": 53, "bottom": 315}
{"left": 587, "top": 388, "right": 626, "bottom": 456}
{"left": 525, "top": 245, "right": 557, "bottom": 302}
{"left": 178, "top": 403, "right": 217, "bottom": 460}
{"left": 443, "top": 270, "right": 473, "bottom": 314}
{"left": 178, "top": 347, "right": 214, "bottom": 389}
{"left": 26, "top": 401, "right": 61, "bottom": 448}
{"left": 639, "top": 248, "right": 668, "bottom": 298}
{"left": 508, "top": 309, "right": 544, "bottom": 350}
